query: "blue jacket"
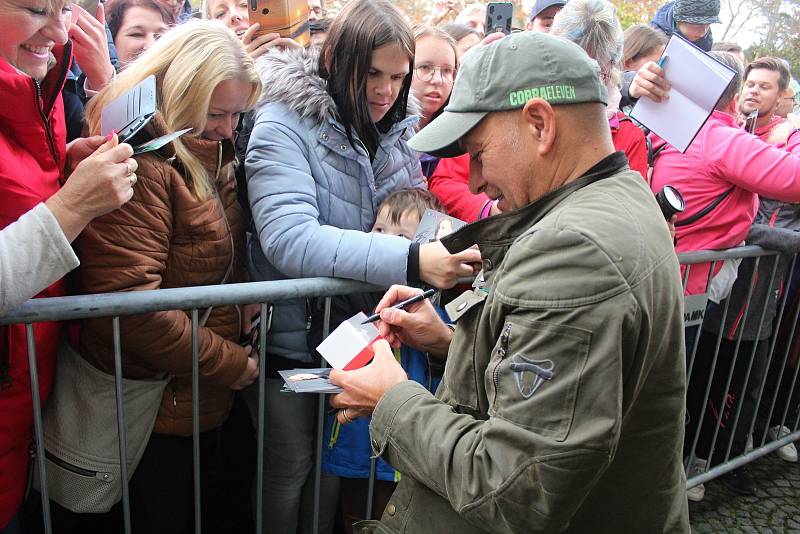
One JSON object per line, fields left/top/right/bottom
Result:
{"left": 651, "top": 1, "right": 713, "bottom": 52}
{"left": 245, "top": 49, "right": 425, "bottom": 364}
{"left": 322, "top": 343, "right": 442, "bottom": 481}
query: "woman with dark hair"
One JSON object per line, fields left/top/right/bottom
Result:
{"left": 105, "top": 0, "right": 174, "bottom": 67}
{"left": 244, "top": 0, "right": 480, "bottom": 531}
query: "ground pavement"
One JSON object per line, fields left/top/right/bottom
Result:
{"left": 689, "top": 453, "right": 800, "bottom": 533}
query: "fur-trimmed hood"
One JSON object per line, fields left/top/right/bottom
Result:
{"left": 254, "top": 48, "right": 420, "bottom": 127}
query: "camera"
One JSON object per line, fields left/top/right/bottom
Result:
{"left": 655, "top": 185, "right": 685, "bottom": 220}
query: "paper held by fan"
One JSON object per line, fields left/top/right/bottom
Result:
{"left": 315, "top": 312, "right": 382, "bottom": 370}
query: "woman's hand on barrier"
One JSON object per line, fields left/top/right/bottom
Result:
{"left": 242, "top": 25, "right": 303, "bottom": 59}
{"left": 69, "top": 3, "right": 115, "bottom": 92}
{"left": 373, "top": 285, "right": 453, "bottom": 357}
{"left": 329, "top": 339, "right": 408, "bottom": 424}
{"left": 419, "top": 240, "right": 481, "bottom": 289}
{"left": 630, "top": 61, "right": 671, "bottom": 103}
{"left": 231, "top": 346, "right": 259, "bottom": 390}
{"left": 46, "top": 134, "right": 136, "bottom": 241}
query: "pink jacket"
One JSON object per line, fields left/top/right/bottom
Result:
{"left": 650, "top": 111, "right": 800, "bottom": 295}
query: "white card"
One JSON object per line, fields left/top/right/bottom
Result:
{"left": 315, "top": 312, "right": 381, "bottom": 370}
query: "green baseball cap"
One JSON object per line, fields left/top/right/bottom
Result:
{"left": 408, "top": 31, "right": 608, "bottom": 158}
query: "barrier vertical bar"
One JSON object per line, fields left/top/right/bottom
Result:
{"left": 706, "top": 257, "right": 760, "bottom": 465}
{"left": 313, "top": 297, "right": 332, "bottom": 534}
{"left": 113, "top": 317, "right": 133, "bottom": 534}
{"left": 687, "top": 290, "right": 734, "bottom": 470}
{"left": 761, "top": 275, "right": 800, "bottom": 447}
{"left": 192, "top": 309, "right": 202, "bottom": 534}
{"left": 747, "top": 253, "right": 797, "bottom": 445}
{"left": 723, "top": 255, "right": 779, "bottom": 461}
{"left": 256, "top": 303, "right": 269, "bottom": 534}
{"left": 27, "top": 324, "right": 52, "bottom": 534}
{"left": 366, "top": 457, "right": 377, "bottom": 520}
{"left": 686, "top": 261, "right": 716, "bottom": 384}
{"left": 777, "top": 343, "right": 800, "bottom": 434}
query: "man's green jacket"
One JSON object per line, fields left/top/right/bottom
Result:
{"left": 358, "top": 153, "right": 690, "bottom": 534}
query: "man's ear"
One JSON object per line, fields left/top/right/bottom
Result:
{"left": 522, "top": 98, "right": 556, "bottom": 156}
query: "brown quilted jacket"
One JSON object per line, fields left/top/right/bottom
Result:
{"left": 77, "top": 116, "right": 249, "bottom": 436}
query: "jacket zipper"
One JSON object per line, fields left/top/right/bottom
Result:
{"left": 45, "top": 451, "right": 112, "bottom": 481}
{"left": 33, "top": 79, "right": 58, "bottom": 165}
{"left": 491, "top": 323, "right": 512, "bottom": 411}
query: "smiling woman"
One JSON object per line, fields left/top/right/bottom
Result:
{"left": 70, "top": 20, "right": 262, "bottom": 531}
{"left": 0, "top": 0, "right": 138, "bottom": 528}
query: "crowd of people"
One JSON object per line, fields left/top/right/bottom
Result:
{"left": 0, "top": 0, "right": 799, "bottom": 532}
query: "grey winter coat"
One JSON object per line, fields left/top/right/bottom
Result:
{"left": 245, "top": 49, "right": 424, "bottom": 363}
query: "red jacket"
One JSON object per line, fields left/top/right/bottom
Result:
{"left": 0, "top": 44, "right": 71, "bottom": 527}
{"left": 428, "top": 154, "right": 492, "bottom": 222}
{"left": 610, "top": 112, "right": 648, "bottom": 180}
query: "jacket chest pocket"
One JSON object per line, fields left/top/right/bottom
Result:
{"left": 486, "top": 318, "right": 591, "bottom": 442}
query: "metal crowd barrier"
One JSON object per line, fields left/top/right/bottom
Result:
{"left": 2, "top": 246, "right": 799, "bottom": 533}
{"left": 679, "top": 246, "right": 800, "bottom": 490}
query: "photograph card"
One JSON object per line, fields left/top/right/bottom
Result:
{"left": 413, "top": 209, "right": 467, "bottom": 244}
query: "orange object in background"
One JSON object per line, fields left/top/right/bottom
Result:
{"left": 249, "top": 0, "right": 311, "bottom": 47}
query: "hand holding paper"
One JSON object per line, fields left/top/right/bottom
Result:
{"left": 329, "top": 339, "right": 408, "bottom": 424}
{"left": 630, "top": 35, "right": 736, "bottom": 153}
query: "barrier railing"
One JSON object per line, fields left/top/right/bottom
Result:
{"left": 3, "top": 246, "right": 799, "bottom": 532}
{"left": 679, "top": 246, "right": 800, "bottom": 492}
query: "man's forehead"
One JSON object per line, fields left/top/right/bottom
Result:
{"left": 747, "top": 68, "right": 780, "bottom": 83}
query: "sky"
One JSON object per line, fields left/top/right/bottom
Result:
{"left": 714, "top": 2, "right": 764, "bottom": 48}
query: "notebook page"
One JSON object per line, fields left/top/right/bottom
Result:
{"left": 630, "top": 35, "right": 735, "bottom": 153}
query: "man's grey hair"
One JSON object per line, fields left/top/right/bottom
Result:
{"left": 550, "top": 0, "right": 624, "bottom": 70}
{"left": 709, "top": 51, "right": 743, "bottom": 110}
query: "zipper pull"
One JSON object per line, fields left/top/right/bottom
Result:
{"left": 172, "top": 388, "right": 177, "bottom": 407}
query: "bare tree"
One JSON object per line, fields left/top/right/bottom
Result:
{"left": 719, "top": 0, "right": 756, "bottom": 42}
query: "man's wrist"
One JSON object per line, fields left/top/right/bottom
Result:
{"left": 429, "top": 322, "right": 454, "bottom": 358}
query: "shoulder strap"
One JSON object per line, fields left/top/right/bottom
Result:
{"left": 675, "top": 187, "right": 736, "bottom": 227}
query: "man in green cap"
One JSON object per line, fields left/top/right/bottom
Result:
{"left": 330, "top": 31, "right": 689, "bottom": 533}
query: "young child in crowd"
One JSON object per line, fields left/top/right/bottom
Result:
{"left": 319, "top": 189, "right": 448, "bottom": 533}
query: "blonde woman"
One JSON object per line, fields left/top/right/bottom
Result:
{"left": 74, "top": 20, "right": 261, "bottom": 532}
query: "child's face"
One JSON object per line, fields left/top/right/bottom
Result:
{"left": 372, "top": 207, "right": 420, "bottom": 240}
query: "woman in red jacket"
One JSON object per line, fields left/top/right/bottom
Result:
{"left": 0, "top": 0, "right": 135, "bottom": 530}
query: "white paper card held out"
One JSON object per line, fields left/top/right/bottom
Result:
{"left": 316, "top": 312, "right": 382, "bottom": 370}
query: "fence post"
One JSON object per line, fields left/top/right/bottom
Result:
{"left": 255, "top": 303, "right": 270, "bottom": 534}
{"left": 27, "top": 324, "right": 52, "bottom": 534}
{"left": 112, "top": 317, "right": 133, "bottom": 534}
{"left": 192, "top": 309, "right": 202, "bottom": 534}
{"left": 312, "top": 297, "right": 332, "bottom": 534}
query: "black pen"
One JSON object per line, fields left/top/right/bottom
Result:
{"left": 361, "top": 289, "right": 437, "bottom": 324}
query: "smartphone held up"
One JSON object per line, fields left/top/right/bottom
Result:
{"left": 485, "top": 2, "right": 513, "bottom": 35}
{"left": 249, "top": 0, "right": 311, "bottom": 47}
